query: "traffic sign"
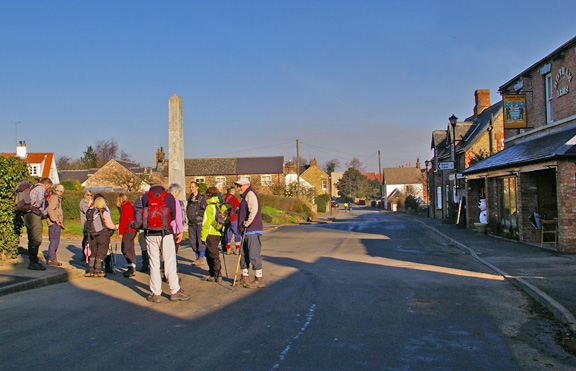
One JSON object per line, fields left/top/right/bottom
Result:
{"left": 438, "top": 162, "right": 454, "bottom": 170}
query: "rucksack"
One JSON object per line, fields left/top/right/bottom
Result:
{"left": 84, "top": 208, "right": 105, "bottom": 236}
{"left": 214, "top": 202, "right": 231, "bottom": 231}
{"left": 143, "top": 190, "right": 171, "bottom": 232}
{"left": 186, "top": 194, "right": 206, "bottom": 225}
{"left": 14, "top": 180, "right": 32, "bottom": 212}
{"left": 14, "top": 180, "right": 41, "bottom": 215}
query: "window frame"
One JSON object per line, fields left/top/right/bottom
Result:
{"left": 261, "top": 174, "right": 272, "bottom": 186}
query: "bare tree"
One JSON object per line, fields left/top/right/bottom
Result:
{"left": 95, "top": 138, "right": 119, "bottom": 165}
{"left": 345, "top": 157, "right": 366, "bottom": 172}
{"left": 324, "top": 159, "right": 340, "bottom": 174}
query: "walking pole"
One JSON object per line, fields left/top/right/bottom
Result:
{"left": 232, "top": 230, "right": 246, "bottom": 287}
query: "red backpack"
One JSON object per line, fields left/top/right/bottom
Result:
{"left": 143, "top": 191, "right": 171, "bottom": 232}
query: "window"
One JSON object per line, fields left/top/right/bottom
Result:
{"left": 546, "top": 73, "right": 554, "bottom": 124}
{"left": 322, "top": 179, "right": 327, "bottom": 190}
{"left": 497, "top": 177, "right": 518, "bottom": 235}
{"left": 215, "top": 176, "right": 226, "bottom": 185}
{"left": 29, "top": 164, "right": 40, "bottom": 176}
{"left": 436, "top": 186, "right": 442, "bottom": 209}
{"left": 195, "top": 177, "right": 205, "bottom": 183}
{"left": 261, "top": 175, "right": 272, "bottom": 186}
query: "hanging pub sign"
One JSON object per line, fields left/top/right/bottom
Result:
{"left": 503, "top": 94, "right": 527, "bottom": 129}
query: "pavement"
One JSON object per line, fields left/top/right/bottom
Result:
{"left": 2, "top": 210, "right": 576, "bottom": 337}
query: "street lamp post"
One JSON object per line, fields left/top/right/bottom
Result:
{"left": 448, "top": 114, "right": 458, "bottom": 221}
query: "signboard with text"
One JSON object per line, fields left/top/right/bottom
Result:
{"left": 438, "top": 162, "right": 454, "bottom": 170}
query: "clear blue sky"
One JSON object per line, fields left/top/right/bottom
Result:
{"left": 2, "top": 1, "right": 575, "bottom": 172}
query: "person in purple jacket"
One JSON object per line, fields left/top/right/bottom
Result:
{"left": 235, "top": 177, "right": 266, "bottom": 289}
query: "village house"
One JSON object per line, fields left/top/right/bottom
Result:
{"left": 463, "top": 36, "right": 576, "bottom": 252}
{"left": 284, "top": 158, "right": 330, "bottom": 196}
{"left": 1, "top": 141, "right": 60, "bottom": 183}
{"left": 427, "top": 90, "right": 504, "bottom": 221}
{"left": 82, "top": 159, "right": 151, "bottom": 192}
{"left": 154, "top": 148, "right": 285, "bottom": 193}
{"left": 382, "top": 161, "right": 423, "bottom": 210}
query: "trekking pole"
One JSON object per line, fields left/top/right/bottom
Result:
{"left": 232, "top": 230, "right": 246, "bottom": 287}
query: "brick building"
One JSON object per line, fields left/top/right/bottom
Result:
{"left": 427, "top": 90, "right": 504, "bottom": 220}
{"left": 285, "top": 158, "right": 330, "bottom": 196}
{"left": 463, "top": 36, "right": 576, "bottom": 251}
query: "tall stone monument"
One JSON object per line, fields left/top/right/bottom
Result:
{"left": 168, "top": 94, "right": 186, "bottom": 202}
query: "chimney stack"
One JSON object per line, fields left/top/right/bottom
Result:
{"left": 16, "top": 141, "right": 27, "bottom": 158}
{"left": 474, "top": 89, "right": 491, "bottom": 118}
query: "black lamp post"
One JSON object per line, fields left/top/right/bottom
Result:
{"left": 449, "top": 114, "right": 458, "bottom": 163}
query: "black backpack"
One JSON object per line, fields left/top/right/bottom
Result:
{"left": 84, "top": 208, "right": 105, "bottom": 236}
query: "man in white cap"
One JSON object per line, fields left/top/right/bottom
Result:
{"left": 235, "top": 177, "right": 265, "bottom": 288}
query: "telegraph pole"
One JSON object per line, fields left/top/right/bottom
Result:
{"left": 378, "top": 151, "right": 383, "bottom": 207}
{"left": 296, "top": 139, "right": 300, "bottom": 196}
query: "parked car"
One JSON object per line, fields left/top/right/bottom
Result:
{"left": 331, "top": 200, "right": 339, "bottom": 208}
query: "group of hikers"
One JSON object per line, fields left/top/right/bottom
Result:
{"left": 18, "top": 172, "right": 265, "bottom": 303}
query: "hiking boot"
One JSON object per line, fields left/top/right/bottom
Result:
{"left": 226, "top": 248, "right": 233, "bottom": 255}
{"left": 95, "top": 271, "right": 106, "bottom": 278}
{"left": 201, "top": 275, "right": 215, "bottom": 282}
{"left": 47, "top": 260, "right": 63, "bottom": 266}
{"left": 170, "top": 289, "right": 191, "bottom": 301}
{"left": 147, "top": 294, "right": 162, "bottom": 303}
{"left": 123, "top": 266, "right": 135, "bottom": 277}
{"left": 193, "top": 257, "right": 206, "bottom": 266}
{"left": 236, "top": 275, "right": 249, "bottom": 286}
{"left": 215, "top": 276, "right": 222, "bottom": 283}
{"left": 28, "top": 261, "right": 46, "bottom": 271}
{"left": 244, "top": 277, "right": 266, "bottom": 289}
{"left": 84, "top": 271, "right": 94, "bottom": 277}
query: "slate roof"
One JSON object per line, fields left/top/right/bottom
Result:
{"left": 58, "top": 170, "right": 96, "bottom": 184}
{"left": 463, "top": 126, "right": 576, "bottom": 174}
{"left": 184, "top": 156, "right": 284, "bottom": 175}
{"left": 434, "top": 101, "right": 503, "bottom": 160}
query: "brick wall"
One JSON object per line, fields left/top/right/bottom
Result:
{"left": 557, "top": 161, "right": 576, "bottom": 252}
{"left": 502, "top": 44, "right": 576, "bottom": 139}
{"left": 517, "top": 172, "right": 539, "bottom": 243}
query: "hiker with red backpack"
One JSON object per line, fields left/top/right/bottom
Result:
{"left": 142, "top": 172, "right": 190, "bottom": 303}
{"left": 223, "top": 186, "right": 241, "bottom": 255}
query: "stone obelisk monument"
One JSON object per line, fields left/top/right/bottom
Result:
{"left": 168, "top": 94, "right": 186, "bottom": 202}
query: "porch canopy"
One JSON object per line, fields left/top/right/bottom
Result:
{"left": 463, "top": 126, "right": 576, "bottom": 177}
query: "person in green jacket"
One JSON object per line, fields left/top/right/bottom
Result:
{"left": 201, "top": 187, "right": 226, "bottom": 282}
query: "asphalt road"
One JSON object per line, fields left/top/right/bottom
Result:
{"left": 2, "top": 208, "right": 575, "bottom": 370}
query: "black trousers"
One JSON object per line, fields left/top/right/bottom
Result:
{"left": 205, "top": 234, "right": 222, "bottom": 278}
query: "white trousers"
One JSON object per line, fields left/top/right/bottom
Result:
{"left": 146, "top": 234, "right": 180, "bottom": 295}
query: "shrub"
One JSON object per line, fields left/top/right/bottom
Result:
{"left": 0, "top": 156, "right": 31, "bottom": 260}
{"left": 405, "top": 195, "right": 420, "bottom": 210}
{"left": 315, "top": 193, "right": 330, "bottom": 213}
{"left": 60, "top": 191, "right": 141, "bottom": 221}
{"left": 60, "top": 179, "right": 82, "bottom": 191}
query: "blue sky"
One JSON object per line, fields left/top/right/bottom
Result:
{"left": 2, "top": 1, "right": 575, "bottom": 171}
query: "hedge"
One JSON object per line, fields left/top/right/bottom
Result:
{"left": 0, "top": 157, "right": 32, "bottom": 260}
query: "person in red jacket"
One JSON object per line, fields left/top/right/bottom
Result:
{"left": 223, "top": 186, "right": 242, "bottom": 255}
{"left": 117, "top": 193, "right": 137, "bottom": 277}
